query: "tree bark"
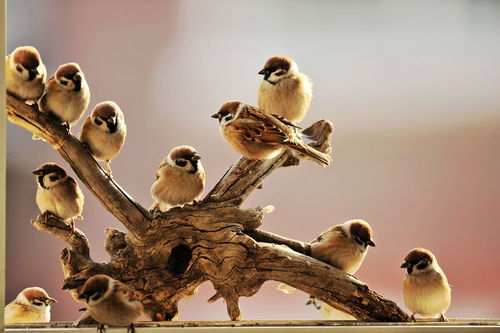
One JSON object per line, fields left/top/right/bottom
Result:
{"left": 6, "top": 95, "right": 410, "bottom": 322}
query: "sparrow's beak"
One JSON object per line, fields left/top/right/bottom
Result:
{"left": 73, "top": 72, "right": 82, "bottom": 82}
{"left": 28, "top": 69, "right": 38, "bottom": 81}
{"left": 259, "top": 69, "right": 272, "bottom": 81}
{"left": 211, "top": 113, "right": 221, "bottom": 119}
{"left": 191, "top": 154, "right": 201, "bottom": 161}
{"left": 108, "top": 116, "right": 117, "bottom": 127}
{"left": 77, "top": 292, "right": 88, "bottom": 303}
{"left": 366, "top": 240, "right": 376, "bottom": 247}
{"left": 46, "top": 297, "right": 57, "bottom": 304}
{"left": 400, "top": 262, "right": 411, "bottom": 269}
{"left": 32, "top": 169, "right": 44, "bottom": 176}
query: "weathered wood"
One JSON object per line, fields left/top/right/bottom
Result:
{"left": 6, "top": 94, "right": 410, "bottom": 322}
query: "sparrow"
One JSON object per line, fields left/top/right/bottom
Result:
{"left": 80, "top": 101, "right": 127, "bottom": 177}
{"left": 211, "top": 101, "right": 332, "bottom": 167}
{"left": 258, "top": 55, "right": 312, "bottom": 123}
{"left": 39, "top": 62, "right": 90, "bottom": 129}
{"left": 76, "top": 274, "right": 143, "bottom": 331}
{"left": 5, "top": 46, "right": 46, "bottom": 101}
{"left": 33, "top": 162, "right": 84, "bottom": 232}
{"left": 4, "top": 287, "right": 57, "bottom": 324}
{"left": 278, "top": 219, "right": 375, "bottom": 319}
{"left": 150, "top": 145, "right": 205, "bottom": 212}
{"left": 401, "top": 248, "right": 451, "bottom": 322}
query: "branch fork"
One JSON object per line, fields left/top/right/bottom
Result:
{"left": 6, "top": 95, "right": 410, "bottom": 322}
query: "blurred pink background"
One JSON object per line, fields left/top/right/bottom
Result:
{"left": 6, "top": 0, "right": 500, "bottom": 321}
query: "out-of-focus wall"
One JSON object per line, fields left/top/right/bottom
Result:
{"left": 6, "top": 0, "right": 500, "bottom": 321}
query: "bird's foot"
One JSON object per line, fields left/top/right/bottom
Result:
{"left": 305, "top": 296, "right": 321, "bottom": 310}
{"left": 41, "top": 211, "right": 55, "bottom": 224}
{"left": 68, "top": 219, "right": 75, "bottom": 234}
{"left": 127, "top": 323, "right": 136, "bottom": 333}
{"left": 411, "top": 314, "right": 416, "bottom": 322}
{"left": 439, "top": 314, "right": 448, "bottom": 322}
{"left": 97, "top": 323, "right": 106, "bottom": 333}
{"left": 106, "top": 162, "right": 113, "bottom": 179}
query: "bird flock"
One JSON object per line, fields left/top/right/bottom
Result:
{"left": 5, "top": 46, "right": 451, "bottom": 327}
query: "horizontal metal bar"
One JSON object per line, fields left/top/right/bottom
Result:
{"left": 5, "top": 319, "right": 500, "bottom": 332}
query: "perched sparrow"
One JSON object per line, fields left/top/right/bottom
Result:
{"left": 401, "top": 248, "right": 451, "bottom": 321}
{"left": 33, "top": 163, "right": 84, "bottom": 232}
{"left": 278, "top": 219, "right": 375, "bottom": 319}
{"left": 212, "top": 101, "right": 332, "bottom": 166}
{"left": 150, "top": 146, "right": 205, "bottom": 212}
{"left": 258, "top": 55, "right": 312, "bottom": 123}
{"left": 80, "top": 101, "right": 127, "bottom": 177}
{"left": 5, "top": 46, "right": 46, "bottom": 101}
{"left": 4, "top": 287, "right": 56, "bottom": 324}
{"left": 39, "top": 62, "right": 90, "bottom": 128}
{"left": 76, "top": 274, "right": 143, "bottom": 330}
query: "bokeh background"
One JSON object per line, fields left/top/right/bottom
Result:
{"left": 6, "top": 0, "right": 500, "bottom": 321}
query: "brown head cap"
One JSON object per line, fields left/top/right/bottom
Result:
{"left": 262, "top": 55, "right": 293, "bottom": 73}
{"left": 212, "top": 100, "right": 242, "bottom": 120}
{"left": 347, "top": 219, "right": 375, "bottom": 247}
{"left": 92, "top": 101, "right": 119, "bottom": 120}
{"left": 12, "top": 46, "right": 41, "bottom": 70}
{"left": 78, "top": 274, "right": 112, "bottom": 303}
{"left": 55, "top": 63, "right": 82, "bottom": 80}
{"left": 168, "top": 145, "right": 200, "bottom": 161}
{"left": 32, "top": 162, "right": 67, "bottom": 177}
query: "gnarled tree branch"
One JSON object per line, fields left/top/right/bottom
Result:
{"left": 6, "top": 94, "right": 410, "bottom": 322}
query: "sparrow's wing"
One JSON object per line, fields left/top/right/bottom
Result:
{"left": 310, "top": 224, "right": 344, "bottom": 244}
{"left": 231, "top": 118, "right": 288, "bottom": 145}
{"left": 115, "top": 281, "right": 137, "bottom": 302}
{"left": 242, "top": 106, "right": 298, "bottom": 133}
{"left": 155, "top": 161, "right": 168, "bottom": 180}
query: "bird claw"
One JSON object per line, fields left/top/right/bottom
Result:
{"left": 411, "top": 314, "right": 416, "bottom": 322}
{"left": 97, "top": 324, "right": 106, "bottom": 333}
{"left": 68, "top": 219, "right": 75, "bottom": 234}
{"left": 106, "top": 162, "right": 113, "bottom": 179}
{"left": 127, "top": 323, "right": 136, "bottom": 333}
{"left": 439, "top": 314, "right": 448, "bottom": 322}
{"left": 305, "top": 296, "right": 321, "bottom": 310}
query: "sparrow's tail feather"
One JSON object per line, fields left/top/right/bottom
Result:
{"left": 290, "top": 143, "right": 332, "bottom": 167}
{"left": 277, "top": 283, "right": 296, "bottom": 294}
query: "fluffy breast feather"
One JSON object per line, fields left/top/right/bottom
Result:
{"left": 40, "top": 78, "right": 90, "bottom": 125}
{"left": 4, "top": 302, "right": 49, "bottom": 324}
{"left": 151, "top": 165, "right": 205, "bottom": 211}
{"left": 403, "top": 269, "right": 451, "bottom": 316}
{"left": 258, "top": 73, "right": 312, "bottom": 123}
{"left": 6, "top": 56, "right": 46, "bottom": 101}
{"left": 36, "top": 177, "right": 84, "bottom": 220}
{"left": 80, "top": 117, "right": 126, "bottom": 161}
{"left": 310, "top": 226, "right": 366, "bottom": 275}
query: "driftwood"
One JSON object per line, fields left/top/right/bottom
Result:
{"left": 6, "top": 94, "right": 410, "bottom": 322}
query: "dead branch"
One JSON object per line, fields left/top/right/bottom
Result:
{"left": 6, "top": 94, "right": 410, "bottom": 322}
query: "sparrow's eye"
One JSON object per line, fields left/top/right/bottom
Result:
{"left": 60, "top": 79, "right": 68, "bottom": 86}
{"left": 224, "top": 115, "right": 233, "bottom": 122}
{"left": 49, "top": 173, "right": 62, "bottom": 182}
{"left": 354, "top": 236, "right": 364, "bottom": 246}
{"left": 32, "top": 300, "right": 44, "bottom": 306}
{"left": 94, "top": 118, "right": 103, "bottom": 126}
{"left": 16, "top": 65, "right": 23, "bottom": 73}
{"left": 416, "top": 261, "right": 428, "bottom": 270}
{"left": 176, "top": 159, "right": 187, "bottom": 167}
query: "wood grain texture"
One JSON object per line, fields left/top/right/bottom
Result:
{"left": 6, "top": 94, "right": 410, "bottom": 322}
